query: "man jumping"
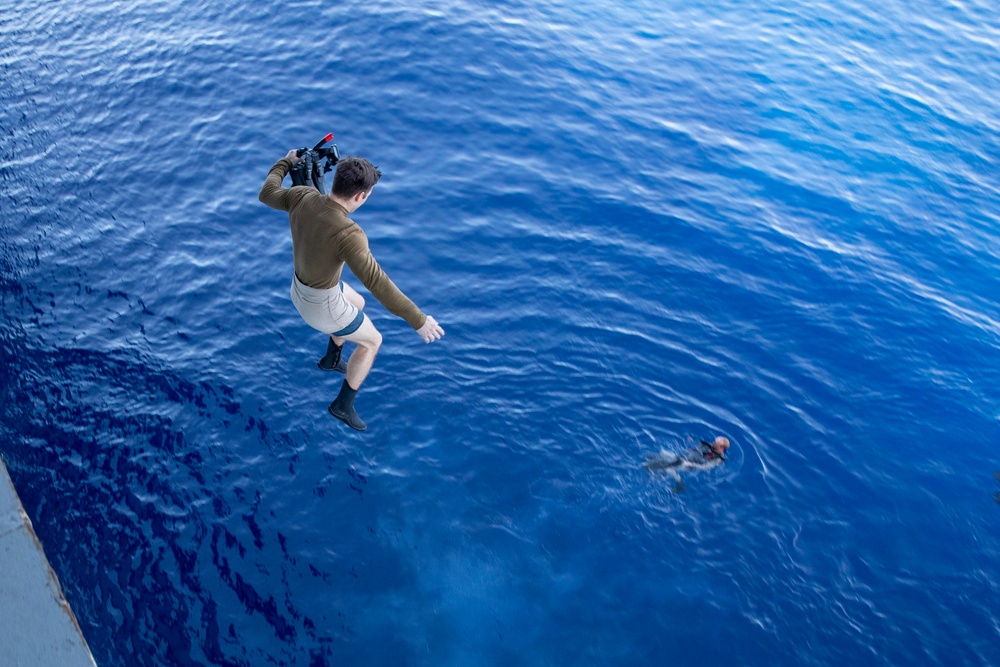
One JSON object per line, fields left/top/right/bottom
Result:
{"left": 259, "top": 149, "right": 444, "bottom": 431}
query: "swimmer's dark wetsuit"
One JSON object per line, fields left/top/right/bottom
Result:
{"left": 697, "top": 439, "right": 727, "bottom": 463}
{"left": 643, "top": 441, "right": 725, "bottom": 472}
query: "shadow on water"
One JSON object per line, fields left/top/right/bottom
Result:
{"left": 0, "top": 265, "right": 414, "bottom": 667}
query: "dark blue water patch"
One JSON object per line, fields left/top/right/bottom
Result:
{"left": 0, "top": 307, "right": 424, "bottom": 666}
{"left": 3, "top": 0, "right": 1000, "bottom": 665}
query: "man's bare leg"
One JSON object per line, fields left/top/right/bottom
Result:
{"left": 319, "top": 283, "right": 368, "bottom": 371}
{"left": 327, "top": 315, "right": 382, "bottom": 431}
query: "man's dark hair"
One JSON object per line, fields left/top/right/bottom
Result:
{"left": 332, "top": 157, "right": 382, "bottom": 198}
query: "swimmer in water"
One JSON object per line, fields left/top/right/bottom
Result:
{"left": 644, "top": 436, "right": 730, "bottom": 484}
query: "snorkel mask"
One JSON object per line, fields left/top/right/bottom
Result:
{"left": 289, "top": 133, "right": 341, "bottom": 194}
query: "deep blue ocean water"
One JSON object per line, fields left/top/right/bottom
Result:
{"left": 2, "top": 0, "right": 998, "bottom": 665}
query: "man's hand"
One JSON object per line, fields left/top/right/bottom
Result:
{"left": 285, "top": 149, "right": 302, "bottom": 164}
{"left": 416, "top": 316, "right": 445, "bottom": 343}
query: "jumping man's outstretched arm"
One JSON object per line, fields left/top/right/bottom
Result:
{"left": 341, "top": 230, "right": 444, "bottom": 343}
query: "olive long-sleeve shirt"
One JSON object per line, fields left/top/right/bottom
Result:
{"left": 259, "top": 158, "right": 426, "bottom": 330}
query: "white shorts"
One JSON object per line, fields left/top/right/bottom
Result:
{"left": 289, "top": 275, "right": 365, "bottom": 336}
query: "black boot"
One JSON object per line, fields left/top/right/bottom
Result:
{"left": 318, "top": 337, "right": 348, "bottom": 372}
{"left": 328, "top": 380, "right": 366, "bottom": 431}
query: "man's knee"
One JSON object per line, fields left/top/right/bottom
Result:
{"left": 359, "top": 334, "right": 381, "bottom": 354}
{"left": 351, "top": 319, "right": 382, "bottom": 351}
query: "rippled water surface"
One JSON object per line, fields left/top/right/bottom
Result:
{"left": 2, "top": 0, "right": 999, "bottom": 665}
